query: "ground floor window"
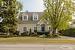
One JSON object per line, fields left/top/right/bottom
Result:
{"left": 34, "top": 27, "right": 37, "bottom": 32}
{"left": 23, "top": 27, "right": 27, "bottom": 32}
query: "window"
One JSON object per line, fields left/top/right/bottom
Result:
{"left": 34, "top": 27, "right": 37, "bottom": 32}
{"left": 24, "top": 16, "right": 27, "bottom": 19}
{"left": 23, "top": 27, "right": 27, "bottom": 32}
{"left": 22, "top": 15, "right": 28, "bottom": 21}
{"left": 33, "top": 16, "right": 38, "bottom": 21}
{"left": 33, "top": 13, "right": 38, "bottom": 21}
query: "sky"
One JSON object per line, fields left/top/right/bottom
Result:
{"left": 18, "top": 0, "right": 44, "bottom": 12}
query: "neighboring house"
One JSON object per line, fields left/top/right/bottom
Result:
{"left": 17, "top": 12, "right": 51, "bottom": 34}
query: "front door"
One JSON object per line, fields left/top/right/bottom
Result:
{"left": 41, "top": 24, "right": 45, "bottom": 32}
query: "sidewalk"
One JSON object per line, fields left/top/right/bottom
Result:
{"left": 0, "top": 44, "right": 75, "bottom": 50}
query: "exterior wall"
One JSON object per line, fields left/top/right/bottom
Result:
{"left": 17, "top": 24, "right": 36, "bottom": 33}
{"left": 37, "top": 24, "right": 50, "bottom": 32}
{"left": 17, "top": 23, "right": 51, "bottom": 33}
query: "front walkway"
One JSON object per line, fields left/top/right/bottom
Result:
{"left": 0, "top": 44, "right": 75, "bottom": 50}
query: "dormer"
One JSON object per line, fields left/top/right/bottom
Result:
{"left": 33, "top": 13, "right": 38, "bottom": 21}
{"left": 22, "top": 15, "right": 28, "bottom": 21}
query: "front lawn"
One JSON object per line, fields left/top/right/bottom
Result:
{"left": 0, "top": 36, "right": 75, "bottom": 44}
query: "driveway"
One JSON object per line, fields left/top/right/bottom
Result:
{"left": 0, "top": 44, "right": 75, "bottom": 50}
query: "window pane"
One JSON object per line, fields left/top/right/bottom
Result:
{"left": 33, "top": 15, "right": 38, "bottom": 20}
{"left": 24, "top": 16, "right": 27, "bottom": 19}
{"left": 23, "top": 27, "right": 27, "bottom": 32}
{"left": 34, "top": 27, "right": 37, "bottom": 32}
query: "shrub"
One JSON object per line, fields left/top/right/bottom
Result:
{"left": 30, "top": 32, "right": 37, "bottom": 37}
{"left": 47, "top": 33, "right": 60, "bottom": 38}
{"left": 13, "top": 31, "right": 20, "bottom": 36}
{"left": 47, "top": 34, "right": 53, "bottom": 38}
{"left": 37, "top": 32, "right": 49, "bottom": 35}
{"left": 62, "top": 28, "right": 75, "bottom": 37}
{"left": 21, "top": 31, "right": 28, "bottom": 36}
{"left": 53, "top": 34, "right": 60, "bottom": 37}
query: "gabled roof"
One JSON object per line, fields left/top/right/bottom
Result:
{"left": 18, "top": 12, "right": 43, "bottom": 24}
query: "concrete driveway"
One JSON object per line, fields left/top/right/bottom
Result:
{"left": 0, "top": 44, "right": 75, "bottom": 50}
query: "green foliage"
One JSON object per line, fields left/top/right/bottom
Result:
{"left": 0, "top": 0, "right": 22, "bottom": 34}
{"left": 30, "top": 33, "right": 37, "bottom": 37}
{"left": 43, "top": 0, "right": 74, "bottom": 34}
{"left": 21, "top": 32, "right": 28, "bottom": 36}
{"left": 47, "top": 34, "right": 60, "bottom": 38}
{"left": 63, "top": 28, "right": 75, "bottom": 37}
{"left": 13, "top": 31, "right": 20, "bottom": 36}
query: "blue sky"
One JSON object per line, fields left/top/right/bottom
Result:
{"left": 18, "top": 0, "right": 44, "bottom": 12}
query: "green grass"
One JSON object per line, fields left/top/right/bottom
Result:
{"left": 0, "top": 36, "right": 75, "bottom": 44}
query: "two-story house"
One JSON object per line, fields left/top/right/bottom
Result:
{"left": 17, "top": 12, "right": 51, "bottom": 34}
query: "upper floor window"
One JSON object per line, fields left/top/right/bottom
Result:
{"left": 33, "top": 13, "right": 38, "bottom": 21}
{"left": 22, "top": 15, "right": 28, "bottom": 21}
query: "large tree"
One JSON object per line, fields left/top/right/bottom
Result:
{"left": 43, "top": 0, "right": 75, "bottom": 35}
{"left": 0, "top": 0, "right": 22, "bottom": 35}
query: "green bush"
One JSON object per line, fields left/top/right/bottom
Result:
{"left": 47, "top": 33, "right": 60, "bottom": 38}
{"left": 53, "top": 34, "right": 60, "bottom": 37}
{"left": 37, "top": 32, "right": 49, "bottom": 35}
{"left": 62, "top": 28, "right": 75, "bottom": 37}
{"left": 30, "top": 32, "right": 37, "bottom": 37}
{"left": 21, "top": 31, "right": 28, "bottom": 36}
{"left": 13, "top": 31, "right": 20, "bottom": 36}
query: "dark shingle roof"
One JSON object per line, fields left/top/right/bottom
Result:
{"left": 18, "top": 12, "right": 43, "bottom": 24}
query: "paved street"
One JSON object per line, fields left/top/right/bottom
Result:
{"left": 0, "top": 44, "right": 75, "bottom": 50}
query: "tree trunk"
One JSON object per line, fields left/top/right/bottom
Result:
{"left": 7, "top": 32, "right": 10, "bottom": 36}
{"left": 52, "top": 28, "right": 58, "bottom": 34}
{"left": 49, "top": 28, "right": 53, "bottom": 34}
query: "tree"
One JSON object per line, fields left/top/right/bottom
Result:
{"left": 43, "top": 0, "right": 75, "bottom": 35}
{"left": 0, "top": 0, "right": 22, "bottom": 35}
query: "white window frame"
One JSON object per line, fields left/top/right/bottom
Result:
{"left": 22, "top": 15, "right": 28, "bottom": 21}
{"left": 33, "top": 13, "right": 38, "bottom": 21}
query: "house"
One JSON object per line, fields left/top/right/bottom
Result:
{"left": 17, "top": 12, "right": 51, "bottom": 35}
{"left": 17, "top": 11, "right": 75, "bottom": 35}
